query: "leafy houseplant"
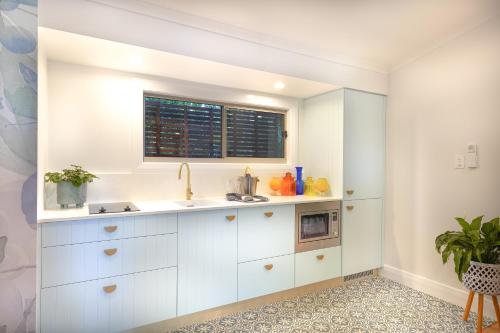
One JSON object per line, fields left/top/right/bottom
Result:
{"left": 435, "top": 216, "right": 500, "bottom": 282}
{"left": 45, "top": 165, "right": 98, "bottom": 208}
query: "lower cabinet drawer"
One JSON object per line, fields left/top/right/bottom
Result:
{"left": 238, "top": 254, "right": 294, "bottom": 301}
{"left": 295, "top": 246, "right": 341, "bottom": 287}
{"left": 42, "top": 233, "right": 177, "bottom": 288}
{"left": 41, "top": 214, "right": 178, "bottom": 247}
{"left": 40, "top": 267, "right": 177, "bottom": 333}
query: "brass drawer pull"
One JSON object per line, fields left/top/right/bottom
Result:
{"left": 226, "top": 215, "right": 236, "bottom": 222}
{"left": 316, "top": 254, "right": 325, "bottom": 260}
{"left": 103, "top": 284, "right": 117, "bottom": 293}
{"left": 264, "top": 212, "right": 274, "bottom": 218}
{"left": 104, "top": 225, "right": 118, "bottom": 233}
{"left": 346, "top": 205, "right": 354, "bottom": 211}
{"left": 264, "top": 264, "right": 274, "bottom": 270}
{"left": 346, "top": 189, "right": 354, "bottom": 195}
{"left": 104, "top": 248, "right": 118, "bottom": 256}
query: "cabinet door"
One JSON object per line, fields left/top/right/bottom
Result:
{"left": 238, "top": 254, "right": 294, "bottom": 301}
{"left": 343, "top": 89, "right": 385, "bottom": 200}
{"left": 238, "top": 205, "right": 295, "bottom": 262}
{"left": 178, "top": 209, "right": 238, "bottom": 315}
{"left": 41, "top": 234, "right": 177, "bottom": 287}
{"left": 41, "top": 214, "right": 177, "bottom": 247}
{"left": 295, "top": 246, "right": 341, "bottom": 287}
{"left": 130, "top": 267, "right": 177, "bottom": 327}
{"left": 40, "top": 268, "right": 177, "bottom": 333}
{"left": 341, "top": 199, "right": 383, "bottom": 276}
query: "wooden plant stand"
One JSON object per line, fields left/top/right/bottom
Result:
{"left": 463, "top": 291, "right": 500, "bottom": 333}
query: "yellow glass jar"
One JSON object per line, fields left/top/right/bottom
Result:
{"left": 314, "top": 178, "right": 330, "bottom": 196}
{"left": 304, "top": 177, "right": 316, "bottom": 196}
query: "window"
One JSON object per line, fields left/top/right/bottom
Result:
{"left": 144, "top": 96, "right": 223, "bottom": 158}
{"left": 226, "top": 108, "right": 285, "bottom": 158}
{"left": 144, "top": 94, "right": 286, "bottom": 161}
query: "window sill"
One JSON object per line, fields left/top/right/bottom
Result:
{"left": 137, "top": 160, "right": 293, "bottom": 171}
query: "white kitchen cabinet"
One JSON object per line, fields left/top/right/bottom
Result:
{"left": 300, "top": 88, "right": 385, "bottom": 277}
{"left": 238, "top": 205, "right": 295, "bottom": 262}
{"left": 295, "top": 246, "right": 341, "bottom": 287}
{"left": 343, "top": 89, "right": 386, "bottom": 201}
{"left": 178, "top": 209, "right": 238, "bottom": 315}
{"left": 299, "top": 90, "right": 344, "bottom": 198}
{"left": 341, "top": 199, "right": 383, "bottom": 276}
{"left": 40, "top": 267, "right": 177, "bottom": 333}
{"left": 41, "top": 213, "right": 177, "bottom": 247}
{"left": 238, "top": 254, "right": 294, "bottom": 301}
{"left": 41, "top": 233, "right": 177, "bottom": 287}
{"left": 133, "top": 213, "right": 177, "bottom": 237}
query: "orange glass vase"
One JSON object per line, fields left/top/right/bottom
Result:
{"left": 281, "top": 172, "right": 296, "bottom": 196}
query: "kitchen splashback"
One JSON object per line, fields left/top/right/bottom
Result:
{"left": 44, "top": 168, "right": 296, "bottom": 208}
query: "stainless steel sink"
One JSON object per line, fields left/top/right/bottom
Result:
{"left": 174, "top": 199, "right": 217, "bottom": 208}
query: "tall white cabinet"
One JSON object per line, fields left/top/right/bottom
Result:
{"left": 300, "top": 88, "right": 385, "bottom": 277}
{"left": 342, "top": 89, "right": 385, "bottom": 275}
{"left": 343, "top": 90, "right": 385, "bottom": 200}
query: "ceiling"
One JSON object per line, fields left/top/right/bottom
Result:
{"left": 141, "top": 0, "right": 500, "bottom": 71}
{"left": 40, "top": 28, "right": 338, "bottom": 99}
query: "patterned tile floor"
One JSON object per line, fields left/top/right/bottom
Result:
{"left": 169, "top": 277, "right": 493, "bottom": 333}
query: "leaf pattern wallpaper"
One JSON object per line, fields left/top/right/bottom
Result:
{"left": 0, "top": 1, "right": 37, "bottom": 332}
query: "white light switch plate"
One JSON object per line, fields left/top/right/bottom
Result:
{"left": 466, "top": 153, "right": 478, "bottom": 168}
{"left": 455, "top": 154, "right": 465, "bottom": 169}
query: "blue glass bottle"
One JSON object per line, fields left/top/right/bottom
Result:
{"left": 295, "top": 166, "right": 304, "bottom": 195}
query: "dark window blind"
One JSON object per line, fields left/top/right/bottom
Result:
{"left": 144, "top": 96, "right": 223, "bottom": 158}
{"left": 226, "top": 108, "right": 285, "bottom": 158}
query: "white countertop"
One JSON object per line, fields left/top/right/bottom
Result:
{"left": 37, "top": 195, "right": 342, "bottom": 223}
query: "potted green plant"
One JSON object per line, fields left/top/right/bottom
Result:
{"left": 45, "top": 165, "right": 98, "bottom": 208}
{"left": 435, "top": 216, "right": 499, "bottom": 294}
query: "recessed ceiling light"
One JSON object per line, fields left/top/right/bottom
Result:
{"left": 274, "top": 81, "right": 285, "bottom": 90}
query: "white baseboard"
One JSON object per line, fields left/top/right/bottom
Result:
{"left": 380, "top": 265, "right": 495, "bottom": 319}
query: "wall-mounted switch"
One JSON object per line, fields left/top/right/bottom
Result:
{"left": 466, "top": 153, "right": 478, "bottom": 168}
{"left": 455, "top": 154, "right": 465, "bottom": 169}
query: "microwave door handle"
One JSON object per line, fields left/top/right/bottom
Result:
{"left": 330, "top": 212, "right": 335, "bottom": 236}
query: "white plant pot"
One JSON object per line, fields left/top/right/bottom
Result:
{"left": 463, "top": 261, "right": 500, "bottom": 295}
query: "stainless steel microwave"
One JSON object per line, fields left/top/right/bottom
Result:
{"left": 295, "top": 201, "right": 341, "bottom": 253}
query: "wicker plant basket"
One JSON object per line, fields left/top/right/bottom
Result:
{"left": 463, "top": 261, "right": 500, "bottom": 295}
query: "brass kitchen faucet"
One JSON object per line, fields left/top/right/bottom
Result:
{"left": 178, "top": 162, "right": 193, "bottom": 200}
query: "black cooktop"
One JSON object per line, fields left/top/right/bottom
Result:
{"left": 89, "top": 202, "right": 140, "bottom": 214}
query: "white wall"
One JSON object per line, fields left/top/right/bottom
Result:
{"left": 385, "top": 15, "right": 500, "bottom": 305}
{"left": 38, "top": 49, "right": 48, "bottom": 212}
{"left": 44, "top": 61, "right": 301, "bottom": 205}
{"left": 39, "top": 0, "right": 388, "bottom": 95}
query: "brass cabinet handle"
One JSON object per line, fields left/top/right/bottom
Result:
{"left": 104, "top": 248, "right": 118, "bottom": 256}
{"left": 346, "top": 189, "right": 354, "bottom": 195}
{"left": 264, "top": 212, "right": 274, "bottom": 218}
{"left": 264, "top": 264, "right": 274, "bottom": 270}
{"left": 346, "top": 205, "right": 354, "bottom": 211}
{"left": 103, "top": 284, "right": 117, "bottom": 293}
{"left": 316, "top": 254, "right": 325, "bottom": 260}
{"left": 104, "top": 225, "right": 118, "bottom": 233}
{"left": 226, "top": 215, "right": 236, "bottom": 222}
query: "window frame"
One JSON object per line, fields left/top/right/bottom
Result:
{"left": 143, "top": 92, "right": 288, "bottom": 164}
